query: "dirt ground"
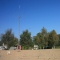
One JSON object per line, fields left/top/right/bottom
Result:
{"left": 0, "top": 49, "right": 60, "bottom": 60}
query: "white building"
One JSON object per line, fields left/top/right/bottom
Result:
{"left": 0, "top": 46, "right": 2, "bottom": 50}
{"left": 34, "top": 45, "right": 38, "bottom": 50}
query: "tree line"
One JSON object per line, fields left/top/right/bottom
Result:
{"left": 0, "top": 27, "right": 60, "bottom": 49}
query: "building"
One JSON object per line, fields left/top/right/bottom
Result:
{"left": 34, "top": 45, "right": 38, "bottom": 50}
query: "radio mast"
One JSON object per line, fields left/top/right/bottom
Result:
{"left": 18, "top": 5, "right": 20, "bottom": 45}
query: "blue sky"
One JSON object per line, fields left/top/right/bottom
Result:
{"left": 0, "top": 0, "right": 60, "bottom": 38}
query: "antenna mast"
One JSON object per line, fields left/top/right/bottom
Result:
{"left": 18, "top": 5, "right": 20, "bottom": 45}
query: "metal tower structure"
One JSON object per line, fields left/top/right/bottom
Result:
{"left": 18, "top": 5, "right": 20, "bottom": 45}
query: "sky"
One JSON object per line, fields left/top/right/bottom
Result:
{"left": 0, "top": 0, "right": 60, "bottom": 38}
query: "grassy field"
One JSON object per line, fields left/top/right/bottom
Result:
{"left": 0, "top": 49, "right": 60, "bottom": 60}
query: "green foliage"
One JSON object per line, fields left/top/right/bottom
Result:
{"left": 55, "top": 46, "right": 60, "bottom": 49}
{"left": 0, "top": 41, "right": 2, "bottom": 46}
{"left": 22, "top": 45, "right": 29, "bottom": 50}
{"left": 1, "top": 29, "right": 18, "bottom": 49}
{"left": 57, "top": 34, "right": 60, "bottom": 46}
{"left": 20, "top": 30, "right": 33, "bottom": 49}
{"left": 33, "top": 27, "right": 48, "bottom": 49}
{"left": 48, "top": 30, "right": 59, "bottom": 47}
{"left": 33, "top": 28, "right": 59, "bottom": 49}
{"left": 0, "top": 27, "right": 60, "bottom": 49}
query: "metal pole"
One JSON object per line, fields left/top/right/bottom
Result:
{"left": 18, "top": 17, "right": 20, "bottom": 45}
{"left": 18, "top": 5, "right": 20, "bottom": 45}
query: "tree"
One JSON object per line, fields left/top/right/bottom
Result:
{"left": 57, "top": 34, "right": 60, "bottom": 46}
{"left": 33, "top": 32, "right": 44, "bottom": 49}
{"left": 20, "top": 30, "right": 33, "bottom": 49}
{"left": 33, "top": 36, "right": 38, "bottom": 45}
{"left": 44, "top": 33, "right": 49, "bottom": 47}
{"left": 0, "top": 41, "right": 2, "bottom": 46}
{"left": 1, "top": 29, "right": 18, "bottom": 49}
{"left": 40, "top": 27, "right": 48, "bottom": 48}
{"left": 33, "top": 27, "right": 48, "bottom": 49}
{"left": 0, "top": 35, "right": 2, "bottom": 45}
{"left": 48, "top": 30, "right": 59, "bottom": 48}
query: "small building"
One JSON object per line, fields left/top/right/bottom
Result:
{"left": 0, "top": 46, "right": 2, "bottom": 50}
{"left": 9, "top": 47, "right": 16, "bottom": 50}
{"left": 0, "top": 45, "right": 7, "bottom": 50}
{"left": 34, "top": 45, "right": 38, "bottom": 50}
{"left": 17, "top": 45, "right": 22, "bottom": 50}
{"left": 0, "top": 43, "right": 7, "bottom": 50}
